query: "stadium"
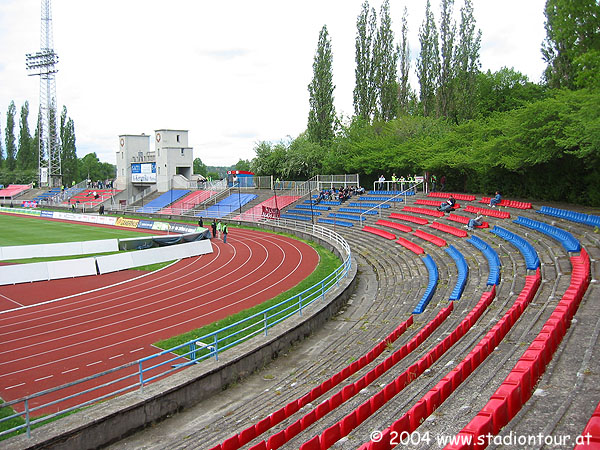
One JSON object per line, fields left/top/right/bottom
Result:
{"left": 0, "top": 176, "right": 599, "bottom": 450}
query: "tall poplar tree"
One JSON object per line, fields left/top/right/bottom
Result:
{"left": 454, "top": 0, "right": 481, "bottom": 122}
{"left": 398, "top": 7, "right": 412, "bottom": 115}
{"left": 5, "top": 101, "right": 17, "bottom": 171}
{"left": 354, "top": 1, "right": 377, "bottom": 122}
{"left": 373, "top": 0, "right": 399, "bottom": 121}
{"left": 307, "top": 25, "right": 336, "bottom": 146}
{"left": 438, "top": 0, "right": 456, "bottom": 119}
{"left": 60, "top": 106, "right": 78, "bottom": 186}
{"left": 0, "top": 118, "right": 4, "bottom": 168}
{"left": 417, "top": 0, "right": 440, "bottom": 117}
{"left": 542, "top": 0, "right": 600, "bottom": 89}
{"left": 17, "top": 101, "right": 34, "bottom": 170}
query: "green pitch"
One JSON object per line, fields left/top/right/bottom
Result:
{"left": 0, "top": 213, "right": 154, "bottom": 247}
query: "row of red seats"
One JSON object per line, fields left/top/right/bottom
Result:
{"left": 297, "top": 303, "right": 455, "bottom": 450}
{"left": 389, "top": 212, "right": 429, "bottom": 225}
{"left": 362, "top": 226, "right": 397, "bottom": 240}
{"left": 209, "top": 315, "right": 416, "bottom": 450}
{"left": 427, "top": 192, "right": 477, "bottom": 202}
{"left": 575, "top": 398, "right": 600, "bottom": 449}
{"left": 479, "top": 197, "right": 532, "bottom": 210}
{"left": 375, "top": 219, "right": 413, "bottom": 233}
{"left": 396, "top": 236, "right": 425, "bottom": 254}
{"left": 402, "top": 205, "right": 445, "bottom": 218}
{"left": 446, "top": 213, "right": 489, "bottom": 229}
{"left": 429, "top": 221, "right": 468, "bottom": 238}
{"left": 413, "top": 229, "right": 447, "bottom": 247}
{"left": 464, "top": 205, "right": 511, "bottom": 219}
{"left": 357, "top": 268, "right": 541, "bottom": 450}
{"left": 447, "top": 249, "right": 589, "bottom": 450}
{"left": 415, "top": 199, "right": 462, "bottom": 209}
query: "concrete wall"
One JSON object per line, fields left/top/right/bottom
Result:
{"left": 4, "top": 225, "right": 356, "bottom": 450}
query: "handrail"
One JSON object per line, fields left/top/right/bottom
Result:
{"left": 358, "top": 181, "right": 425, "bottom": 226}
{"left": 0, "top": 220, "right": 351, "bottom": 439}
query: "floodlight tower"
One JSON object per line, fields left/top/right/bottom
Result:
{"left": 26, "top": 0, "right": 61, "bottom": 188}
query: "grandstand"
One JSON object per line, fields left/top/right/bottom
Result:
{"left": 2, "top": 186, "right": 599, "bottom": 450}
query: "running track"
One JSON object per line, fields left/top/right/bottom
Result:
{"left": 0, "top": 228, "right": 319, "bottom": 412}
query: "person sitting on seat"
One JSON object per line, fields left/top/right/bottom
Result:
{"left": 438, "top": 195, "right": 456, "bottom": 213}
{"left": 466, "top": 214, "right": 484, "bottom": 231}
{"left": 489, "top": 191, "right": 502, "bottom": 208}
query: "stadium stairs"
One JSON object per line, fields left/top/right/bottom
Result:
{"left": 165, "top": 191, "right": 600, "bottom": 450}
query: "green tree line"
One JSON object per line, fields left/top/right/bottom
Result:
{"left": 0, "top": 102, "right": 115, "bottom": 187}
{"left": 248, "top": 0, "right": 600, "bottom": 206}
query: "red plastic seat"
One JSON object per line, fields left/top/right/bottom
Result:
{"left": 266, "top": 429, "right": 286, "bottom": 450}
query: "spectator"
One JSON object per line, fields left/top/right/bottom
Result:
{"left": 430, "top": 173, "right": 437, "bottom": 192}
{"left": 391, "top": 173, "right": 398, "bottom": 191}
{"left": 489, "top": 191, "right": 502, "bottom": 208}
{"left": 216, "top": 220, "right": 222, "bottom": 239}
{"left": 211, "top": 219, "right": 217, "bottom": 239}
{"left": 437, "top": 195, "right": 456, "bottom": 213}
{"left": 377, "top": 174, "right": 385, "bottom": 191}
{"left": 222, "top": 222, "right": 229, "bottom": 244}
{"left": 466, "top": 214, "right": 484, "bottom": 231}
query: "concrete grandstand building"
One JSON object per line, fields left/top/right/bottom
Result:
{"left": 115, "top": 129, "right": 195, "bottom": 195}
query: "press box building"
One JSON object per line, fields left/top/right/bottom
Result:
{"left": 115, "top": 129, "right": 194, "bottom": 196}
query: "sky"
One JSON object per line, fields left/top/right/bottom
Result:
{"left": 0, "top": 0, "right": 548, "bottom": 168}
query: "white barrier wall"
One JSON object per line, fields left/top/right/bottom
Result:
{"left": 0, "top": 239, "right": 119, "bottom": 261}
{"left": 0, "top": 239, "right": 213, "bottom": 285}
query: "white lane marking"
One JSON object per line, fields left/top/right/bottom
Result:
{"left": 35, "top": 375, "right": 53, "bottom": 382}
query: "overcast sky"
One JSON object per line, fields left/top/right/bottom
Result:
{"left": 0, "top": 0, "right": 547, "bottom": 167}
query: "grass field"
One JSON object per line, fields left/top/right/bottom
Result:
{"left": 0, "top": 213, "right": 155, "bottom": 247}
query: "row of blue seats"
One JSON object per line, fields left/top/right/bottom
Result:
{"left": 328, "top": 213, "right": 364, "bottom": 221}
{"left": 356, "top": 196, "right": 404, "bottom": 202}
{"left": 296, "top": 204, "right": 331, "bottom": 211}
{"left": 413, "top": 254, "right": 439, "bottom": 314}
{"left": 287, "top": 209, "right": 321, "bottom": 216}
{"left": 490, "top": 226, "right": 540, "bottom": 271}
{"left": 538, "top": 206, "right": 600, "bottom": 227}
{"left": 281, "top": 213, "right": 312, "bottom": 222}
{"left": 514, "top": 216, "right": 581, "bottom": 253}
{"left": 317, "top": 218, "right": 353, "bottom": 227}
{"left": 368, "top": 190, "right": 416, "bottom": 196}
{"left": 338, "top": 207, "right": 378, "bottom": 215}
{"left": 445, "top": 245, "right": 468, "bottom": 301}
{"left": 349, "top": 202, "right": 391, "bottom": 209}
{"left": 305, "top": 200, "right": 341, "bottom": 206}
{"left": 467, "top": 235, "right": 501, "bottom": 286}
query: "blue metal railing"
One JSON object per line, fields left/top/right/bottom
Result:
{"left": 0, "top": 220, "right": 351, "bottom": 439}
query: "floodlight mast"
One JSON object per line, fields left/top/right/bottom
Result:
{"left": 26, "top": 0, "right": 61, "bottom": 188}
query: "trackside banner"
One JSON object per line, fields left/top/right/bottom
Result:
{"left": 0, "top": 207, "right": 41, "bottom": 217}
{"left": 137, "top": 220, "right": 155, "bottom": 230}
{"left": 2, "top": 207, "right": 205, "bottom": 235}
{"left": 115, "top": 217, "right": 140, "bottom": 228}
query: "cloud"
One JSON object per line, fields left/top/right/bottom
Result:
{"left": 0, "top": 0, "right": 548, "bottom": 168}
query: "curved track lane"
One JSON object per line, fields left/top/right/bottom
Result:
{"left": 0, "top": 228, "right": 319, "bottom": 411}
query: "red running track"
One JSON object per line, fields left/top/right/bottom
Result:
{"left": 0, "top": 228, "right": 319, "bottom": 412}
